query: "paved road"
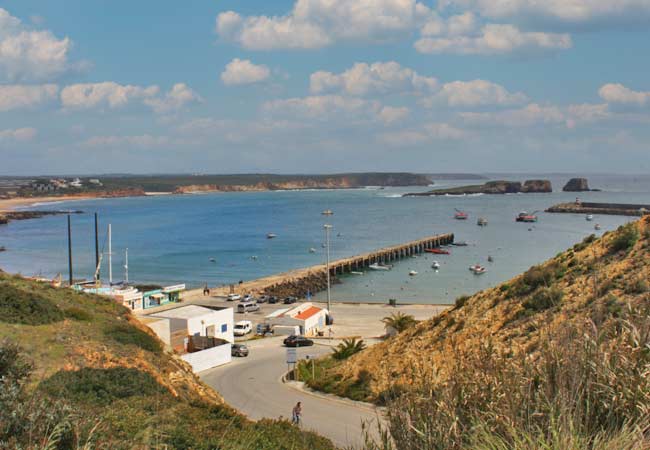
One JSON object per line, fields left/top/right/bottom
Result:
{"left": 200, "top": 337, "right": 383, "bottom": 449}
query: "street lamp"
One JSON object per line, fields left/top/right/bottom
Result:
{"left": 323, "top": 224, "right": 332, "bottom": 312}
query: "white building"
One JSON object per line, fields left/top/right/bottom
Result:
{"left": 265, "top": 302, "right": 328, "bottom": 336}
{"left": 146, "top": 305, "right": 234, "bottom": 372}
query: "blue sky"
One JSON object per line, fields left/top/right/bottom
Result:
{"left": 1, "top": 0, "right": 650, "bottom": 175}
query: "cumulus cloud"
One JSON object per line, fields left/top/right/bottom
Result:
{"left": 0, "top": 8, "right": 73, "bottom": 81}
{"left": 261, "top": 94, "right": 380, "bottom": 120}
{"left": 215, "top": 0, "right": 431, "bottom": 50}
{"left": 440, "top": 0, "right": 650, "bottom": 28}
{"left": 415, "top": 23, "right": 571, "bottom": 55}
{"left": 379, "top": 106, "right": 410, "bottom": 124}
{"left": 598, "top": 83, "right": 650, "bottom": 106}
{"left": 0, "top": 127, "right": 37, "bottom": 142}
{"left": 144, "top": 83, "right": 202, "bottom": 113}
{"left": 221, "top": 58, "right": 271, "bottom": 85}
{"left": 60, "top": 82, "right": 159, "bottom": 110}
{"left": 431, "top": 79, "right": 527, "bottom": 107}
{"left": 310, "top": 61, "right": 438, "bottom": 96}
{"left": 0, "top": 84, "right": 59, "bottom": 111}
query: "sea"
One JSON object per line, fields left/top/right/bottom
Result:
{"left": 1, "top": 174, "right": 648, "bottom": 305}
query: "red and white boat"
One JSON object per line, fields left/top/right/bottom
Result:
{"left": 469, "top": 264, "right": 487, "bottom": 274}
{"left": 515, "top": 211, "right": 538, "bottom": 223}
{"left": 425, "top": 248, "right": 450, "bottom": 255}
{"left": 454, "top": 209, "right": 468, "bottom": 220}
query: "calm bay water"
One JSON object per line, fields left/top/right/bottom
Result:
{"left": 1, "top": 174, "right": 647, "bottom": 305}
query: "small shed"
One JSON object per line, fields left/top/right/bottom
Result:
{"left": 265, "top": 302, "right": 328, "bottom": 336}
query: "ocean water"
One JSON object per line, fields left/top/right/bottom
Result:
{"left": 1, "top": 174, "right": 647, "bottom": 305}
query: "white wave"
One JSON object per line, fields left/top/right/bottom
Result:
{"left": 443, "top": 193, "right": 484, "bottom": 197}
{"left": 381, "top": 193, "right": 403, "bottom": 198}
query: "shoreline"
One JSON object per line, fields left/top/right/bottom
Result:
{"left": 0, "top": 194, "right": 98, "bottom": 212}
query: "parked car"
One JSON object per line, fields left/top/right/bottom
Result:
{"left": 242, "top": 294, "right": 253, "bottom": 302}
{"left": 268, "top": 296, "right": 278, "bottom": 304}
{"left": 231, "top": 343, "right": 249, "bottom": 357}
{"left": 233, "top": 320, "right": 253, "bottom": 336}
{"left": 237, "top": 302, "right": 260, "bottom": 313}
{"left": 283, "top": 335, "right": 314, "bottom": 347}
{"left": 227, "top": 293, "right": 241, "bottom": 301}
{"left": 283, "top": 296, "right": 298, "bottom": 305}
{"left": 257, "top": 295, "right": 269, "bottom": 303}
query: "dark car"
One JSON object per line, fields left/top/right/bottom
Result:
{"left": 268, "top": 296, "right": 278, "bottom": 304}
{"left": 283, "top": 296, "right": 298, "bottom": 304}
{"left": 283, "top": 335, "right": 314, "bottom": 347}
{"left": 231, "top": 343, "right": 249, "bottom": 357}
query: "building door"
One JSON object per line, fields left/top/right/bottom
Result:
{"left": 205, "top": 325, "right": 215, "bottom": 337}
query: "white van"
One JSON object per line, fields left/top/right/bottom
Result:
{"left": 234, "top": 320, "right": 253, "bottom": 336}
{"left": 237, "top": 301, "right": 260, "bottom": 313}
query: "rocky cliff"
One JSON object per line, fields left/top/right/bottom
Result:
{"left": 563, "top": 177, "right": 592, "bottom": 191}
{"left": 404, "top": 179, "right": 552, "bottom": 196}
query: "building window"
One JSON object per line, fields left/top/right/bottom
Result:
{"left": 221, "top": 324, "right": 227, "bottom": 333}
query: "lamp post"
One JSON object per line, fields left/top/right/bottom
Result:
{"left": 323, "top": 224, "right": 332, "bottom": 312}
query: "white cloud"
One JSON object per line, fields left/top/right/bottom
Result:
{"left": 310, "top": 61, "right": 438, "bottom": 96}
{"left": 565, "top": 103, "right": 609, "bottom": 128}
{"left": 379, "top": 122, "right": 467, "bottom": 145}
{"left": 379, "top": 106, "right": 410, "bottom": 124}
{"left": 216, "top": 0, "right": 431, "bottom": 50}
{"left": 598, "top": 83, "right": 650, "bottom": 106}
{"left": 261, "top": 94, "right": 380, "bottom": 120}
{"left": 460, "top": 103, "right": 565, "bottom": 127}
{"left": 432, "top": 79, "right": 527, "bottom": 107}
{"left": 415, "top": 23, "right": 571, "bottom": 55}
{"left": 81, "top": 134, "right": 171, "bottom": 149}
{"left": 0, "top": 127, "right": 37, "bottom": 142}
{"left": 0, "top": 84, "right": 58, "bottom": 111}
{"left": 61, "top": 82, "right": 159, "bottom": 110}
{"left": 0, "top": 8, "right": 72, "bottom": 81}
{"left": 143, "top": 83, "right": 202, "bottom": 113}
{"left": 440, "top": 0, "right": 650, "bottom": 28}
{"left": 221, "top": 58, "right": 271, "bottom": 85}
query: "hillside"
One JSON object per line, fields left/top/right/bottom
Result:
{"left": 0, "top": 273, "right": 334, "bottom": 449}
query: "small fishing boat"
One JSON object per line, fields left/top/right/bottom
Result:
{"left": 487, "top": 255, "right": 494, "bottom": 263}
{"left": 369, "top": 263, "right": 391, "bottom": 271}
{"left": 477, "top": 217, "right": 488, "bottom": 226}
{"left": 409, "top": 270, "right": 418, "bottom": 276}
{"left": 431, "top": 261, "right": 440, "bottom": 270}
{"left": 322, "top": 209, "right": 333, "bottom": 215}
{"left": 594, "top": 223, "right": 601, "bottom": 230}
{"left": 350, "top": 271, "right": 364, "bottom": 275}
{"left": 209, "top": 257, "right": 216, "bottom": 263}
{"left": 452, "top": 241, "right": 468, "bottom": 247}
{"left": 425, "top": 248, "right": 450, "bottom": 255}
{"left": 454, "top": 209, "right": 468, "bottom": 220}
{"left": 516, "top": 211, "right": 539, "bottom": 223}
{"left": 586, "top": 214, "right": 594, "bottom": 221}
{"left": 266, "top": 233, "right": 277, "bottom": 239}
{"left": 469, "top": 264, "right": 487, "bottom": 274}
{"left": 309, "top": 247, "right": 317, "bottom": 253}
{"left": 250, "top": 255, "right": 258, "bottom": 260}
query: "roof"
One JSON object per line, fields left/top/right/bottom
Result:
{"left": 294, "top": 306, "right": 323, "bottom": 320}
{"left": 266, "top": 308, "right": 290, "bottom": 319}
{"left": 151, "top": 305, "right": 220, "bottom": 320}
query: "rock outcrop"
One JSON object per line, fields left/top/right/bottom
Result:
{"left": 404, "top": 179, "right": 552, "bottom": 196}
{"left": 563, "top": 178, "right": 591, "bottom": 192}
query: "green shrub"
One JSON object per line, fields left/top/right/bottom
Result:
{"left": 41, "top": 367, "right": 167, "bottom": 406}
{"left": 499, "top": 284, "right": 510, "bottom": 293}
{"left": 610, "top": 223, "right": 639, "bottom": 253}
{"left": 625, "top": 277, "right": 648, "bottom": 294}
{"left": 523, "top": 286, "right": 563, "bottom": 311}
{"left": 515, "top": 262, "right": 565, "bottom": 296}
{"left": 0, "top": 283, "right": 64, "bottom": 325}
{"left": 106, "top": 323, "right": 162, "bottom": 353}
{"left": 64, "top": 306, "right": 93, "bottom": 321}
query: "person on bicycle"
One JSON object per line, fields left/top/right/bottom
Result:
{"left": 292, "top": 402, "right": 302, "bottom": 425}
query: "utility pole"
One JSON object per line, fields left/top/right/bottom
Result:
{"left": 124, "top": 248, "right": 129, "bottom": 285}
{"left": 67, "top": 214, "right": 73, "bottom": 286}
{"left": 323, "top": 224, "right": 332, "bottom": 312}
{"left": 94, "top": 213, "right": 100, "bottom": 279}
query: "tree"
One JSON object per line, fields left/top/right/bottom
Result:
{"left": 381, "top": 312, "right": 417, "bottom": 334}
{"left": 332, "top": 338, "right": 366, "bottom": 360}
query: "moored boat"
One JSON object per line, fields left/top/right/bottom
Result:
{"left": 425, "top": 248, "right": 450, "bottom": 255}
{"left": 322, "top": 209, "right": 333, "bottom": 215}
{"left": 595, "top": 223, "right": 601, "bottom": 230}
{"left": 431, "top": 261, "right": 440, "bottom": 270}
{"left": 454, "top": 209, "right": 468, "bottom": 220}
{"left": 469, "top": 264, "right": 487, "bottom": 274}
{"left": 409, "top": 270, "right": 418, "bottom": 276}
{"left": 369, "top": 263, "right": 391, "bottom": 271}
{"left": 586, "top": 214, "right": 594, "bottom": 221}
{"left": 266, "top": 233, "right": 277, "bottom": 239}
{"left": 452, "top": 241, "right": 468, "bottom": 246}
{"left": 477, "top": 217, "right": 488, "bottom": 226}
{"left": 516, "top": 211, "right": 539, "bottom": 222}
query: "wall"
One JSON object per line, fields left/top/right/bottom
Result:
{"left": 181, "top": 343, "right": 231, "bottom": 372}
{"left": 187, "top": 308, "right": 234, "bottom": 343}
{"left": 146, "top": 318, "right": 171, "bottom": 345}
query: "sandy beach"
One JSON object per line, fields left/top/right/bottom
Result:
{"left": 0, "top": 195, "right": 96, "bottom": 212}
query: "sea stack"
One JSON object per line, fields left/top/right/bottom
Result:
{"left": 563, "top": 178, "right": 591, "bottom": 192}
{"left": 522, "top": 179, "right": 552, "bottom": 193}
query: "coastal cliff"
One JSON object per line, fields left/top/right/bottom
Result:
{"left": 404, "top": 179, "right": 552, "bottom": 196}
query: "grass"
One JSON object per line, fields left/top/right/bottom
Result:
{"left": 105, "top": 322, "right": 163, "bottom": 354}
{"left": 0, "top": 282, "right": 64, "bottom": 325}
{"left": 299, "top": 357, "right": 375, "bottom": 402}
{"left": 609, "top": 223, "right": 639, "bottom": 253}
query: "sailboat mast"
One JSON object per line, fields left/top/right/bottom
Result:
{"left": 124, "top": 248, "right": 129, "bottom": 284}
{"left": 108, "top": 224, "right": 112, "bottom": 285}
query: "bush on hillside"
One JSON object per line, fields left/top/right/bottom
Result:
{"left": 41, "top": 367, "right": 167, "bottom": 406}
{"left": 610, "top": 223, "right": 639, "bottom": 253}
{"left": 0, "top": 283, "right": 64, "bottom": 325}
{"left": 454, "top": 295, "right": 470, "bottom": 309}
{"left": 523, "top": 286, "right": 564, "bottom": 311}
{"left": 64, "top": 306, "right": 93, "bottom": 321}
{"left": 106, "top": 322, "right": 162, "bottom": 353}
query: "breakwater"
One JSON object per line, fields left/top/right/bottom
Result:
{"left": 546, "top": 202, "right": 650, "bottom": 217}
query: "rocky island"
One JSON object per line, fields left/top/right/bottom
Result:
{"left": 403, "top": 179, "right": 552, "bottom": 197}
{"left": 562, "top": 177, "right": 599, "bottom": 192}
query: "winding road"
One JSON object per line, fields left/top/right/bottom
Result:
{"left": 200, "top": 337, "right": 383, "bottom": 449}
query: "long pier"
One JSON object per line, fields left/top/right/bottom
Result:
{"left": 326, "top": 233, "right": 455, "bottom": 276}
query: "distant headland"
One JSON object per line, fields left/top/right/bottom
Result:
{"left": 403, "top": 179, "right": 552, "bottom": 197}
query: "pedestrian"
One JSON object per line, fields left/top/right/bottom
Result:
{"left": 328, "top": 327, "right": 334, "bottom": 341}
{"left": 292, "top": 402, "right": 302, "bottom": 425}
{"left": 203, "top": 283, "right": 210, "bottom": 296}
